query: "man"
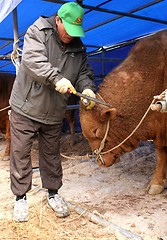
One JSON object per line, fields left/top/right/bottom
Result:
{"left": 9, "top": 2, "right": 96, "bottom": 222}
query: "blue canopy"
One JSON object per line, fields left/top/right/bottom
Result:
{"left": 0, "top": 0, "right": 167, "bottom": 73}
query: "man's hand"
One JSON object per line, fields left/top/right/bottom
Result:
{"left": 81, "top": 89, "right": 96, "bottom": 110}
{"left": 55, "top": 78, "right": 76, "bottom": 94}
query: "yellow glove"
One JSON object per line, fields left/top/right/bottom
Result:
{"left": 81, "top": 89, "right": 96, "bottom": 110}
{"left": 55, "top": 78, "right": 76, "bottom": 94}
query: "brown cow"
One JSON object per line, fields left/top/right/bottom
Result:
{"left": 0, "top": 73, "right": 15, "bottom": 160}
{"left": 80, "top": 30, "right": 167, "bottom": 195}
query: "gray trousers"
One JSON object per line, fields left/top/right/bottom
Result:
{"left": 10, "top": 110, "right": 63, "bottom": 196}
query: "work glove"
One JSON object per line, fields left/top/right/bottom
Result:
{"left": 81, "top": 89, "right": 96, "bottom": 110}
{"left": 55, "top": 77, "right": 76, "bottom": 94}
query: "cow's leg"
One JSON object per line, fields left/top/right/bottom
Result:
{"left": 2, "top": 116, "right": 10, "bottom": 161}
{"left": 69, "top": 120, "right": 75, "bottom": 146}
{"left": 65, "top": 110, "right": 76, "bottom": 146}
{"left": 147, "top": 147, "right": 167, "bottom": 195}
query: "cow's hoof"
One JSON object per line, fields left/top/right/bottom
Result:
{"left": 147, "top": 184, "right": 164, "bottom": 195}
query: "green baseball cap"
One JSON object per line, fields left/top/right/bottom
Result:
{"left": 58, "top": 2, "right": 85, "bottom": 37}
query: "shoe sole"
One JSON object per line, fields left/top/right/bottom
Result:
{"left": 47, "top": 203, "right": 70, "bottom": 218}
{"left": 13, "top": 216, "right": 28, "bottom": 222}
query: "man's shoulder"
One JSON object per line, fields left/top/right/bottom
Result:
{"left": 33, "top": 16, "right": 53, "bottom": 31}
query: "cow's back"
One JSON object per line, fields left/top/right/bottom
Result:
{"left": 98, "top": 30, "right": 167, "bottom": 138}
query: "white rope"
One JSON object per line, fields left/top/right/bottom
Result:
{"left": 153, "top": 89, "right": 167, "bottom": 100}
{"left": 94, "top": 120, "right": 110, "bottom": 155}
{"left": 60, "top": 153, "right": 94, "bottom": 160}
{"left": 11, "top": 39, "right": 22, "bottom": 74}
{"left": 0, "top": 105, "right": 10, "bottom": 112}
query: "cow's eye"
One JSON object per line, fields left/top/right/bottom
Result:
{"left": 95, "top": 127, "right": 104, "bottom": 139}
{"left": 91, "top": 128, "right": 98, "bottom": 138}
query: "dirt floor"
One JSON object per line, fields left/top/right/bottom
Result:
{"left": 0, "top": 132, "right": 167, "bottom": 240}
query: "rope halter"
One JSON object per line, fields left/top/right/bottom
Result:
{"left": 93, "top": 120, "right": 110, "bottom": 165}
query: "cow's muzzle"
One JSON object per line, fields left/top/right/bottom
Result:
{"left": 93, "top": 150, "right": 120, "bottom": 166}
{"left": 93, "top": 151, "right": 105, "bottom": 166}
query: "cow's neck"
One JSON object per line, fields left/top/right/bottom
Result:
{"left": 107, "top": 116, "right": 140, "bottom": 153}
{"left": 97, "top": 96, "right": 141, "bottom": 153}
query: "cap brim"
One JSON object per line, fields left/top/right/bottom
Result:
{"left": 63, "top": 20, "right": 85, "bottom": 37}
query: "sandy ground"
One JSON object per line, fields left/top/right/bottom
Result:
{"left": 0, "top": 133, "right": 167, "bottom": 240}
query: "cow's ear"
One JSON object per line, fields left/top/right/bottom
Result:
{"left": 100, "top": 107, "right": 117, "bottom": 121}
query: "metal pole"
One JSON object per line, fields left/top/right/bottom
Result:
{"left": 12, "top": 7, "right": 20, "bottom": 75}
